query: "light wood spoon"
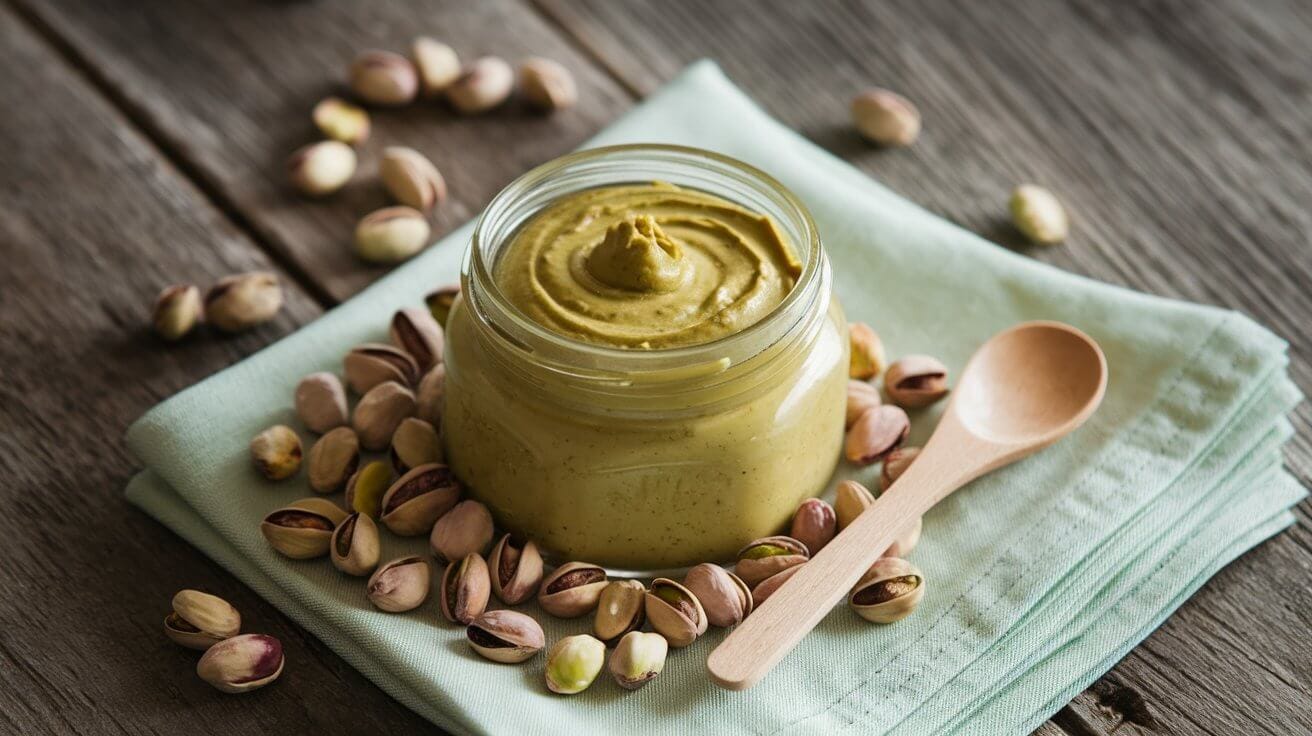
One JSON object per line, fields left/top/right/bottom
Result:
{"left": 707, "top": 320, "right": 1108, "bottom": 690}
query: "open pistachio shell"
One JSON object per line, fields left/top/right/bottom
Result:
{"left": 537, "top": 562, "right": 607, "bottom": 618}
{"left": 367, "top": 556, "right": 431, "bottom": 613}
{"left": 644, "top": 578, "right": 706, "bottom": 648}
{"left": 164, "top": 590, "right": 241, "bottom": 650}
{"left": 848, "top": 557, "right": 925, "bottom": 624}
{"left": 260, "top": 506, "right": 335, "bottom": 559}
{"left": 489, "top": 534, "right": 544, "bottom": 605}
{"left": 440, "top": 553, "right": 490, "bottom": 625}
{"left": 683, "top": 563, "right": 752, "bottom": 628}
{"left": 466, "top": 610, "right": 544, "bottom": 664}
{"left": 331, "top": 512, "right": 381, "bottom": 576}
{"left": 734, "top": 535, "right": 810, "bottom": 588}
{"left": 379, "top": 463, "right": 460, "bottom": 536}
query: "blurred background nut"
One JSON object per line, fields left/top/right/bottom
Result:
{"left": 390, "top": 416, "right": 443, "bottom": 474}
{"left": 489, "top": 534, "right": 543, "bottom": 605}
{"left": 250, "top": 424, "right": 302, "bottom": 480}
{"left": 682, "top": 563, "right": 751, "bottom": 628}
{"left": 204, "top": 272, "right": 283, "bottom": 333}
{"left": 352, "top": 380, "right": 417, "bottom": 451}
{"left": 312, "top": 97, "right": 370, "bottom": 145}
{"left": 344, "top": 343, "right": 419, "bottom": 395}
{"left": 196, "top": 633, "right": 284, "bottom": 694}
{"left": 151, "top": 284, "right": 202, "bottom": 341}
{"left": 294, "top": 372, "right": 349, "bottom": 434}
{"left": 1010, "top": 184, "right": 1069, "bottom": 245}
{"left": 164, "top": 590, "right": 240, "bottom": 650}
{"left": 466, "top": 610, "right": 544, "bottom": 664}
{"left": 845, "top": 404, "right": 909, "bottom": 465}
{"left": 412, "top": 37, "right": 460, "bottom": 96}
{"left": 609, "top": 631, "right": 667, "bottom": 690}
{"left": 881, "top": 446, "right": 921, "bottom": 490}
{"left": 440, "top": 552, "right": 490, "bottom": 624}
{"left": 306, "top": 426, "right": 359, "bottom": 494}
{"left": 425, "top": 285, "right": 460, "bottom": 327}
{"left": 848, "top": 557, "right": 925, "bottom": 623}
{"left": 851, "top": 87, "right": 921, "bottom": 147}
{"left": 287, "top": 140, "right": 356, "bottom": 196}
{"left": 430, "top": 499, "right": 493, "bottom": 562}
{"left": 885, "top": 355, "right": 949, "bottom": 408}
{"left": 390, "top": 306, "right": 445, "bottom": 371}
{"left": 354, "top": 206, "right": 431, "bottom": 264}
{"left": 538, "top": 561, "right": 608, "bottom": 618}
{"left": 345, "top": 459, "right": 392, "bottom": 518}
{"left": 330, "top": 512, "right": 380, "bottom": 576}
{"left": 790, "top": 498, "right": 837, "bottom": 554}
{"left": 447, "top": 56, "right": 513, "bottom": 114}
{"left": 846, "top": 379, "right": 881, "bottom": 428}
{"left": 380, "top": 147, "right": 447, "bottom": 213}
{"left": 349, "top": 50, "right": 419, "bottom": 106}
{"left": 848, "top": 322, "right": 886, "bottom": 380}
{"left": 835, "top": 479, "right": 875, "bottom": 530}
{"left": 367, "top": 556, "right": 431, "bottom": 612}
{"left": 519, "top": 57, "right": 577, "bottom": 111}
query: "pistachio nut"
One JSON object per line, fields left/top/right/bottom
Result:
{"left": 425, "top": 284, "right": 459, "bottom": 327}
{"left": 164, "top": 590, "right": 241, "bottom": 650}
{"left": 152, "top": 284, "right": 202, "bottom": 341}
{"left": 416, "top": 364, "right": 446, "bottom": 428}
{"left": 349, "top": 50, "right": 419, "bottom": 106}
{"left": 440, "top": 552, "right": 491, "bottom": 625}
{"left": 379, "top": 463, "right": 460, "bottom": 536}
{"left": 848, "top": 322, "right": 886, "bottom": 380}
{"left": 538, "top": 562, "right": 608, "bottom": 618}
{"left": 380, "top": 147, "right": 447, "bottom": 213}
{"left": 845, "top": 404, "right": 910, "bottom": 465}
{"left": 466, "top": 609, "right": 544, "bottom": 664}
{"left": 447, "top": 56, "right": 514, "bottom": 114}
{"left": 488, "top": 533, "right": 544, "bottom": 605}
{"left": 846, "top": 379, "right": 881, "bottom": 428}
{"left": 366, "top": 556, "right": 431, "bottom": 613}
{"left": 734, "top": 536, "right": 810, "bottom": 589}
{"left": 249, "top": 425, "right": 302, "bottom": 481}
{"left": 682, "top": 563, "right": 752, "bottom": 628}
{"left": 545, "top": 634, "right": 605, "bottom": 695}
{"left": 260, "top": 505, "right": 335, "bottom": 559}
{"left": 848, "top": 557, "right": 924, "bottom": 623}
{"left": 644, "top": 578, "right": 707, "bottom": 648}
{"left": 330, "top": 512, "right": 381, "bottom": 577}
{"left": 751, "top": 564, "right": 803, "bottom": 608}
{"left": 391, "top": 416, "right": 443, "bottom": 474}
{"left": 835, "top": 479, "right": 875, "bottom": 530}
{"left": 881, "top": 446, "right": 921, "bottom": 491}
{"left": 519, "top": 57, "right": 577, "bottom": 112}
{"left": 312, "top": 96, "right": 370, "bottom": 145}
{"left": 204, "top": 272, "right": 283, "bottom": 333}
{"left": 430, "top": 499, "right": 494, "bottom": 563}
{"left": 884, "top": 516, "right": 923, "bottom": 558}
{"left": 354, "top": 206, "right": 431, "bottom": 264}
{"left": 851, "top": 88, "right": 921, "bottom": 147}
{"left": 306, "top": 426, "right": 360, "bottom": 494}
{"left": 287, "top": 140, "right": 356, "bottom": 196}
{"left": 390, "top": 306, "right": 445, "bottom": 371}
{"left": 885, "top": 355, "right": 949, "bottom": 409}
{"left": 609, "top": 631, "right": 667, "bottom": 690}
{"left": 295, "top": 371, "right": 349, "bottom": 433}
{"left": 196, "top": 633, "right": 284, "bottom": 694}
{"left": 1010, "top": 184, "right": 1068, "bottom": 245}
{"left": 285, "top": 496, "right": 349, "bottom": 526}
{"left": 790, "top": 498, "right": 837, "bottom": 554}
{"left": 344, "top": 343, "right": 419, "bottom": 395}
{"left": 353, "top": 380, "right": 417, "bottom": 451}
{"left": 412, "top": 37, "right": 460, "bottom": 96}
{"left": 593, "top": 580, "right": 646, "bottom": 646}
{"left": 345, "top": 460, "right": 392, "bottom": 518}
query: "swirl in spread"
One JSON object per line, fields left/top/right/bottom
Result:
{"left": 494, "top": 182, "right": 802, "bottom": 349}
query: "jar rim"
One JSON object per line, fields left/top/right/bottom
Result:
{"left": 464, "top": 144, "right": 824, "bottom": 380}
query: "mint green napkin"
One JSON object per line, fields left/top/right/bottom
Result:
{"left": 125, "top": 61, "right": 1304, "bottom": 735}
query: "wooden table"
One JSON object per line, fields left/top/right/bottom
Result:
{"left": 2, "top": 1, "right": 1307, "bottom": 733}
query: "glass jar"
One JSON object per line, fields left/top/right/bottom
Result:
{"left": 444, "top": 145, "right": 847, "bottom": 573}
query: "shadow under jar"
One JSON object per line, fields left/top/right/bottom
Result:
{"left": 444, "top": 145, "right": 847, "bottom": 573}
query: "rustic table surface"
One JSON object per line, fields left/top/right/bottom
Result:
{"left": 2, "top": 0, "right": 1308, "bottom": 733}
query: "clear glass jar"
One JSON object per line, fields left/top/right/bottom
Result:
{"left": 444, "top": 145, "right": 847, "bottom": 574}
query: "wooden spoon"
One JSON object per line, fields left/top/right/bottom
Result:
{"left": 707, "top": 321, "right": 1108, "bottom": 690}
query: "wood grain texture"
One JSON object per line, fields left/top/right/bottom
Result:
{"left": 538, "top": 0, "right": 1312, "bottom": 733}
{"left": 12, "top": 0, "right": 632, "bottom": 303}
{"left": 0, "top": 7, "right": 437, "bottom": 734}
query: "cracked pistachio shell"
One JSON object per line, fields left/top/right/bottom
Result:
{"left": 835, "top": 480, "right": 875, "bottom": 530}
{"left": 306, "top": 427, "right": 360, "bottom": 494}
{"left": 881, "top": 446, "right": 921, "bottom": 490}
{"left": 846, "top": 379, "right": 881, "bottom": 428}
{"left": 412, "top": 37, "right": 460, "bottom": 96}
{"left": 380, "top": 147, "right": 447, "bottom": 213}
{"left": 355, "top": 206, "right": 430, "bottom": 264}
{"left": 285, "top": 497, "right": 349, "bottom": 526}
{"left": 884, "top": 516, "right": 923, "bottom": 558}
{"left": 734, "top": 536, "right": 810, "bottom": 589}
{"left": 845, "top": 404, "right": 909, "bottom": 466}
{"left": 848, "top": 322, "right": 886, "bottom": 380}
{"left": 331, "top": 512, "right": 380, "bottom": 577}
{"left": 390, "top": 416, "right": 443, "bottom": 475}
{"left": 751, "top": 564, "right": 804, "bottom": 608}
{"left": 312, "top": 96, "right": 370, "bottom": 145}
{"left": 682, "top": 563, "right": 751, "bottom": 628}
{"left": 425, "top": 285, "right": 459, "bottom": 327}
{"left": 447, "top": 56, "right": 513, "bottom": 114}
{"left": 790, "top": 498, "right": 837, "bottom": 554}
{"left": 344, "top": 343, "right": 419, "bottom": 394}
{"left": 345, "top": 460, "right": 392, "bottom": 518}
{"left": 367, "top": 556, "right": 431, "bottom": 612}
{"left": 204, "top": 272, "right": 282, "bottom": 333}
{"left": 593, "top": 580, "right": 646, "bottom": 646}
{"left": 852, "top": 87, "right": 921, "bottom": 147}
{"left": 164, "top": 590, "right": 241, "bottom": 650}
{"left": 349, "top": 50, "right": 418, "bottom": 106}
{"left": 295, "top": 372, "right": 349, "bottom": 434}
{"left": 489, "top": 534, "right": 543, "bottom": 605}
{"left": 848, "top": 557, "right": 924, "bottom": 624}
{"left": 249, "top": 425, "right": 302, "bottom": 481}
{"left": 430, "top": 499, "right": 493, "bottom": 563}
{"left": 545, "top": 635, "right": 604, "bottom": 695}
{"left": 353, "top": 381, "right": 417, "bottom": 451}
{"left": 152, "top": 284, "right": 202, "bottom": 341}
{"left": 885, "top": 355, "right": 950, "bottom": 409}
{"left": 609, "top": 631, "right": 667, "bottom": 690}
{"left": 644, "top": 578, "right": 706, "bottom": 648}
{"left": 466, "top": 610, "right": 544, "bottom": 664}
{"left": 519, "top": 57, "right": 577, "bottom": 111}
{"left": 416, "top": 364, "right": 446, "bottom": 428}
{"left": 538, "top": 562, "right": 607, "bottom": 619}
{"left": 196, "top": 634, "right": 284, "bottom": 694}
{"left": 379, "top": 463, "right": 460, "bottom": 536}
{"left": 260, "top": 506, "right": 335, "bottom": 559}
{"left": 1010, "top": 184, "right": 1068, "bottom": 245}
{"left": 390, "top": 306, "right": 445, "bottom": 372}
{"left": 287, "top": 140, "right": 356, "bottom": 196}
{"left": 440, "top": 553, "right": 490, "bottom": 624}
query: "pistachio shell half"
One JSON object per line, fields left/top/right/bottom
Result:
{"left": 538, "top": 562, "right": 607, "bottom": 618}
{"left": 330, "top": 512, "right": 380, "bottom": 577}
{"left": 367, "top": 556, "right": 431, "bottom": 613}
{"left": 848, "top": 557, "right": 925, "bottom": 624}
{"left": 593, "top": 580, "right": 646, "bottom": 646}
{"left": 488, "top": 534, "right": 543, "bottom": 605}
{"left": 164, "top": 590, "right": 241, "bottom": 650}
{"left": 260, "top": 506, "right": 335, "bottom": 559}
{"left": 440, "top": 553, "right": 490, "bottom": 625}
{"left": 682, "top": 563, "right": 752, "bottom": 628}
{"left": 644, "top": 578, "right": 707, "bottom": 648}
{"left": 380, "top": 463, "right": 461, "bottom": 536}
{"left": 466, "top": 610, "right": 544, "bottom": 664}
{"left": 734, "top": 536, "right": 810, "bottom": 588}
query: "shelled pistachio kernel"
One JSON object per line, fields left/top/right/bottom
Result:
{"left": 354, "top": 206, "right": 431, "bottom": 264}
{"left": 344, "top": 343, "right": 419, "bottom": 395}
{"left": 380, "top": 147, "right": 447, "bottom": 213}
{"left": 848, "top": 322, "right": 886, "bottom": 380}
{"left": 682, "top": 563, "right": 752, "bottom": 628}
{"left": 881, "top": 446, "right": 921, "bottom": 491}
{"left": 287, "top": 140, "right": 356, "bottom": 196}
{"left": 1010, "top": 184, "right": 1069, "bottom": 245}
{"left": 790, "top": 498, "right": 837, "bottom": 554}
{"left": 352, "top": 380, "right": 417, "bottom": 452}
{"left": 306, "top": 426, "right": 359, "bottom": 494}
{"left": 846, "top": 379, "right": 881, "bottom": 428}
{"left": 152, "top": 284, "right": 202, "bottom": 341}
{"left": 367, "top": 556, "right": 431, "bottom": 613}
{"left": 519, "top": 57, "right": 577, "bottom": 111}
{"left": 412, "top": 37, "right": 460, "bottom": 96}
{"left": 260, "top": 505, "right": 335, "bottom": 559}
{"left": 447, "top": 56, "right": 514, "bottom": 114}
{"left": 391, "top": 416, "right": 442, "bottom": 474}
{"left": 851, "top": 87, "right": 921, "bottom": 147}
{"left": 885, "top": 355, "right": 949, "bottom": 409}
{"left": 538, "top": 562, "right": 608, "bottom": 618}
{"left": 425, "top": 284, "right": 460, "bottom": 326}
{"left": 835, "top": 479, "right": 875, "bottom": 530}
{"left": 489, "top": 534, "right": 544, "bottom": 605}
{"left": 379, "top": 463, "right": 460, "bottom": 536}
{"left": 545, "top": 635, "right": 605, "bottom": 695}
{"left": 349, "top": 50, "right": 419, "bottom": 106}
{"left": 330, "top": 512, "right": 380, "bottom": 577}
{"left": 312, "top": 97, "right": 370, "bottom": 145}
{"left": 196, "top": 634, "right": 284, "bottom": 694}
{"left": 164, "top": 590, "right": 241, "bottom": 651}
{"left": 594, "top": 580, "right": 646, "bottom": 646}
{"left": 734, "top": 536, "right": 809, "bottom": 588}
{"left": 430, "top": 499, "right": 494, "bottom": 563}
{"left": 295, "top": 372, "right": 349, "bottom": 434}
{"left": 249, "top": 425, "right": 302, "bottom": 480}
{"left": 644, "top": 578, "right": 707, "bottom": 648}
{"left": 848, "top": 557, "right": 925, "bottom": 623}
{"left": 390, "top": 306, "right": 445, "bottom": 371}
{"left": 466, "top": 610, "right": 544, "bottom": 664}
{"left": 204, "top": 272, "right": 283, "bottom": 333}
{"left": 440, "top": 552, "right": 491, "bottom": 625}
{"left": 609, "top": 631, "right": 667, "bottom": 690}
{"left": 845, "top": 404, "right": 909, "bottom": 466}
{"left": 345, "top": 460, "right": 391, "bottom": 518}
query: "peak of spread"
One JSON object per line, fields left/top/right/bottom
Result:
{"left": 494, "top": 183, "right": 801, "bottom": 349}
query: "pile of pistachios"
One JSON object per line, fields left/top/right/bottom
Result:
{"left": 163, "top": 589, "right": 285, "bottom": 693}
{"left": 150, "top": 272, "right": 285, "bottom": 342}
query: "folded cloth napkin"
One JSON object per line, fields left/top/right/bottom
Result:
{"left": 125, "top": 61, "right": 1304, "bottom": 735}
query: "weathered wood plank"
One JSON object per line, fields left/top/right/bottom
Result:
{"left": 12, "top": 0, "right": 633, "bottom": 303}
{"left": 536, "top": 0, "right": 1312, "bottom": 733}
{"left": 0, "top": 7, "right": 437, "bottom": 734}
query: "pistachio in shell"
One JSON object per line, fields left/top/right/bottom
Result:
{"left": 379, "top": 463, "right": 461, "bottom": 536}
{"left": 644, "top": 578, "right": 706, "bottom": 648}
{"left": 352, "top": 380, "right": 417, "bottom": 451}
{"left": 367, "top": 556, "right": 431, "bottom": 613}
{"left": 440, "top": 553, "right": 490, "bottom": 625}
{"left": 164, "top": 590, "right": 241, "bottom": 650}
{"left": 488, "top": 534, "right": 543, "bottom": 605}
{"left": 390, "top": 416, "right": 443, "bottom": 475}
{"left": 682, "top": 563, "right": 752, "bottom": 628}
{"left": 734, "top": 536, "right": 809, "bottom": 588}
{"left": 848, "top": 557, "right": 925, "bottom": 624}
{"left": 538, "top": 562, "right": 607, "bottom": 618}
{"left": 330, "top": 512, "right": 381, "bottom": 577}
{"left": 466, "top": 610, "right": 544, "bottom": 664}
{"left": 593, "top": 580, "right": 646, "bottom": 646}
{"left": 343, "top": 343, "right": 419, "bottom": 394}
{"left": 306, "top": 426, "right": 360, "bottom": 494}
{"left": 260, "top": 506, "right": 336, "bottom": 559}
